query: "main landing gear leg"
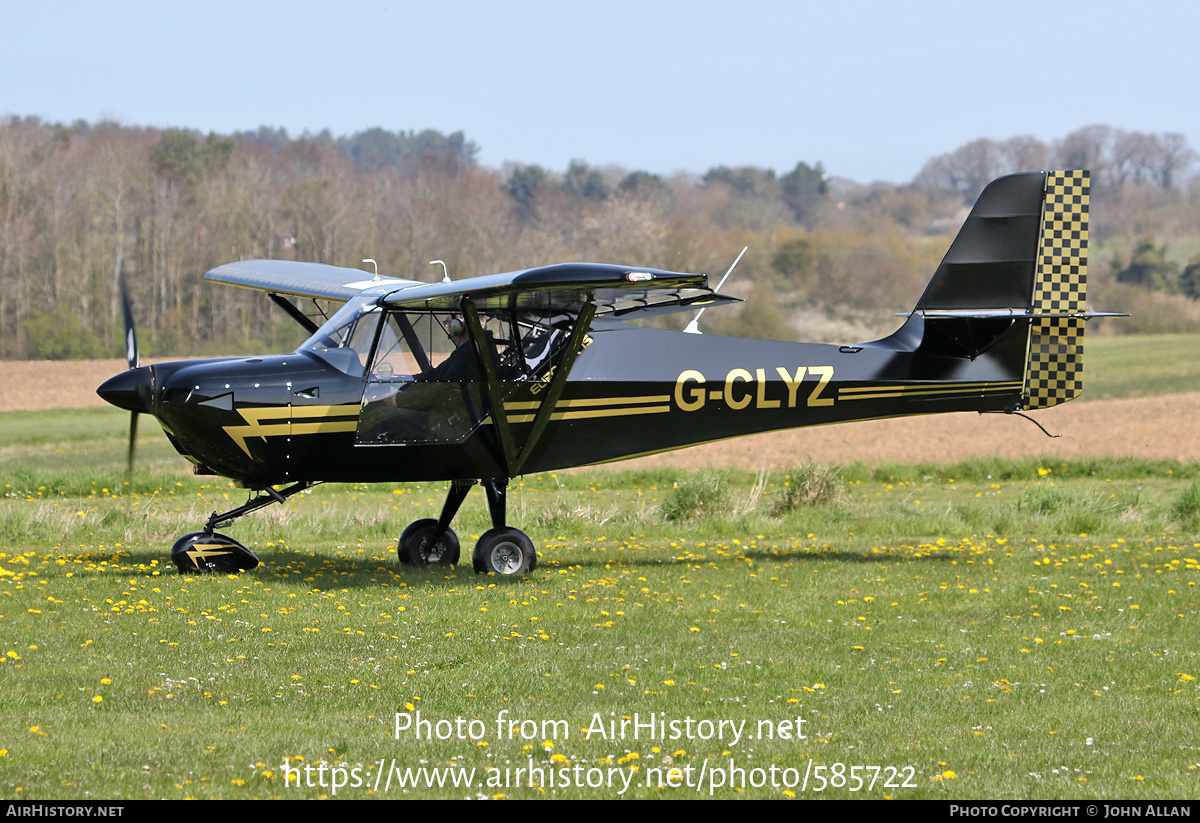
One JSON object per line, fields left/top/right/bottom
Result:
{"left": 397, "top": 480, "right": 470, "bottom": 566}
{"left": 170, "top": 481, "right": 313, "bottom": 574}
{"left": 473, "top": 478, "right": 537, "bottom": 575}
{"left": 398, "top": 477, "right": 537, "bottom": 575}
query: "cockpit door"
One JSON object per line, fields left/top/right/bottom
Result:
{"left": 355, "top": 310, "right": 494, "bottom": 446}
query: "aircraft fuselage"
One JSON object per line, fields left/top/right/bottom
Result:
{"left": 120, "top": 314, "right": 1028, "bottom": 489}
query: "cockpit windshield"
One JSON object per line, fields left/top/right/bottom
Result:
{"left": 297, "top": 296, "right": 385, "bottom": 377}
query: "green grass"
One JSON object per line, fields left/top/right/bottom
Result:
{"left": 2, "top": 334, "right": 1199, "bottom": 800}
{"left": 0, "top": 407, "right": 182, "bottom": 475}
{"left": 3, "top": 447, "right": 1200, "bottom": 799}
{"left": 1085, "top": 333, "right": 1200, "bottom": 399}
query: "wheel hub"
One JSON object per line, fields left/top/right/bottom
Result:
{"left": 489, "top": 541, "right": 523, "bottom": 574}
{"left": 422, "top": 538, "right": 445, "bottom": 562}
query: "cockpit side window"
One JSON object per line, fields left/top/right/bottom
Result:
{"left": 366, "top": 312, "right": 423, "bottom": 381}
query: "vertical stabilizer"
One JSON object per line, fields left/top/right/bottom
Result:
{"left": 1023, "top": 170, "right": 1089, "bottom": 409}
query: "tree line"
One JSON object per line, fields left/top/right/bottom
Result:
{"left": 915, "top": 126, "right": 1197, "bottom": 202}
{"left": 2, "top": 115, "right": 1199, "bottom": 360}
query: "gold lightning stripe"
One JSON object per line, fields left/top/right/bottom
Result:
{"left": 503, "top": 395, "right": 672, "bottom": 424}
{"left": 184, "top": 542, "right": 237, "bottom": 569}
{"left": 223, "top": 404, "right": 359, "bottom": 457}
{"left": 838, "top": 382, "right": 1022, "bottom": 401}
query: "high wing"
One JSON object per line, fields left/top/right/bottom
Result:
{"left": 206, "top": 260, "right": 740, "bottom": 320}
{"left": 378, "top": 262, "right": 740, "bottom": 319}
{"left": 358, "top": 263, "right": 738, "bottom": 482}
{"left": 205, "top": 259, "right": 422, "bottom": 302}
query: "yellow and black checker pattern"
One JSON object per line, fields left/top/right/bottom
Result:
{"left": 1025, "top": 170, "right": 1089, "bottom": 410}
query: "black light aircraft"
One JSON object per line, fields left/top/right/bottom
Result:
{"left": 99, "top": 170, "right": 1102, "bottom": 575}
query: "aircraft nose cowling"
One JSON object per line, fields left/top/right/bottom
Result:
{"left": 97, "top": 366, "right": 154, "bottom": 414}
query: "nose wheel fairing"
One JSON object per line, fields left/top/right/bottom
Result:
{"left": 171, "top": 532, "right": 260, "bottom": 574}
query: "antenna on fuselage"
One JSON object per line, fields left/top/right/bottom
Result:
{"left": 362, "top": 258, "right": 380, "bottom": 282}
{"left": 430, "top": 259, "right": 451, "bottom": 283}
{"left": 684, "top": 245, "right": 748, "bottom": 334}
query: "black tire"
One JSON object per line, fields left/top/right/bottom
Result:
{"left": 472, "top": 527, "right": 536, "bottom": 575}
{"left": 398, "top": 518, "right": 460, "bottom": 566}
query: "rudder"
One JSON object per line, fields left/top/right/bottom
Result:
{"left": 1023, "top": 170, "right": 1090, "bottom": 409}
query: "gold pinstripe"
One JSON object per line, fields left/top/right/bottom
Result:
{"left": 503, "top": 395, "right": 669, "bottom": 411}
{"left": 504, "top": 394, "right": 674, "bottom": 424}
{"left": 838, "top": 382, "right": 1023, "bottom": 401}
{"left": 507, "top": 405, "right": 671, "bottom": 424}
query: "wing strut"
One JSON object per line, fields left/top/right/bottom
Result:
{"left": 268, "top": 293, "right": 320, "bottom": 334}
{"left": 512, "top": 302, "right": 596, "bottom": 476}
{"left": 459, "top": 298, "right": 597, "bottom": 479}
{"left": 461, "top": 298, "right": 519, "bottom": 475}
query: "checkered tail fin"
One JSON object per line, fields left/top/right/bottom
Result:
{"left": 1023, "top": 170, "right": 1090, "bottom": 410}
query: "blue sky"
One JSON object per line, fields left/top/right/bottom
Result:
{"left": 4, "top": 0, "right": 1197, "bottom": 183}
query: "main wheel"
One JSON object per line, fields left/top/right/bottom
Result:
{"left": 398, "top": 519, "right": 460, "bottom": 566}
{"left": 472, "top": 527, "right": 536, "bottom": 575}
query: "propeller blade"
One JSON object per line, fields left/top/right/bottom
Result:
{"left": 127, "top": 411, "right": 139, "bottom": 480}
{"left": 119, "top": 276, "right": 139, "bottom": 371}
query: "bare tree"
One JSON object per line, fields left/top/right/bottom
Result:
{"left": 916, "top": 139, "right": 1003, "bottom": 202}
{"left": 998, "top": 135, "right": 1049, "bottom": 173}
{"left": 1151, "top": 132, "right": 1196, "bottom": 189}
{"left": 1052, "top": 125, "right": 1113, "bottom": 183}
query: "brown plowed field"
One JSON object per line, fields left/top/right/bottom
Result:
{"left": 4, "top": 359, "right": 1197, "bottom": 467}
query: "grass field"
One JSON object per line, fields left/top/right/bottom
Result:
{"left": 1084, "top": 334, "right": 1200, "bottom": 400}
{"left": 1, "top": 336, "right": 1199, "bottom": 799}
